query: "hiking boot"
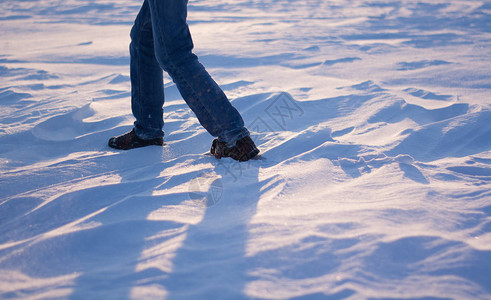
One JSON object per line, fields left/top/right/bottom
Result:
{"left": 210, "top": 135, "right": 259, "bottom": 161}
{"left": 108, "top": 129, "right": 163, "bottom": 150}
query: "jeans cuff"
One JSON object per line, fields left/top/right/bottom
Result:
{"left": 218, "top": 127, "right": 250, "bottom": 147}
{"left": 134, "top": 124, "right": 164, "bottom": 140}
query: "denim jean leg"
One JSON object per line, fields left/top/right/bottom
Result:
{"left": 146, "top": 0, "right": 249, "bottom": 146}
{"left": 130, "top": 0, "right": 165, "bottom": 140}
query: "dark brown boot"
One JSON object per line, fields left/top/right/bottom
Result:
{"left": 210, "top": 136, "right": 259, "bottom": 161}
{"left": 108, "top": 129, "right": 163, "bottom": 150}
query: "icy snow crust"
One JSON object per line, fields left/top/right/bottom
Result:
{"left": 0, "top": 0, "right": 490, "bottom": 299}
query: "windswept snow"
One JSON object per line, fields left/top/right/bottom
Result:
{"left": 1, "top": 0, "right": 490, "bottom": 299}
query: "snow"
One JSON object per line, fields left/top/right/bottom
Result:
{"left": 1, "top": 0, "right": 490, "bottom": 299}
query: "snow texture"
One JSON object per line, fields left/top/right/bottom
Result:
{"left": 0, "top": 0, "right": 490, "bottom": 299}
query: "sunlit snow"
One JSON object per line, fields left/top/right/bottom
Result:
{"left": 1, "top": 0, "right": 490, "bottom": 299}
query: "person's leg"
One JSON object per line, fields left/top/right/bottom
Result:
{"left": 108, "top": 0, "right": 164, "bottom": 150}
{"left": 130, "top": 0, "right": 165, "bottom": 140}
{"left": 146, "top": 0, "right": 250, "bottom": 146}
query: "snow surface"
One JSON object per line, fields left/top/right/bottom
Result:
{"left": 1, "top": 0, "right": 490, "bottom": 299}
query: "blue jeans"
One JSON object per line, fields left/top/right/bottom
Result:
{"left": 130, "top": 0, "right": 249, "bottom": 145}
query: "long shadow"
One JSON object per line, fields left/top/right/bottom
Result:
{"left": 0, "top": 148, "right": 175, "bottom": 299}
{"left": 61, "top": 148, "right": 183, "bottom": 299}
{"left": 0, "top": 146, "right": 193, "bottom": 299}
{"left": 163, "top": 157, "right": 262, "bottom": 299}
